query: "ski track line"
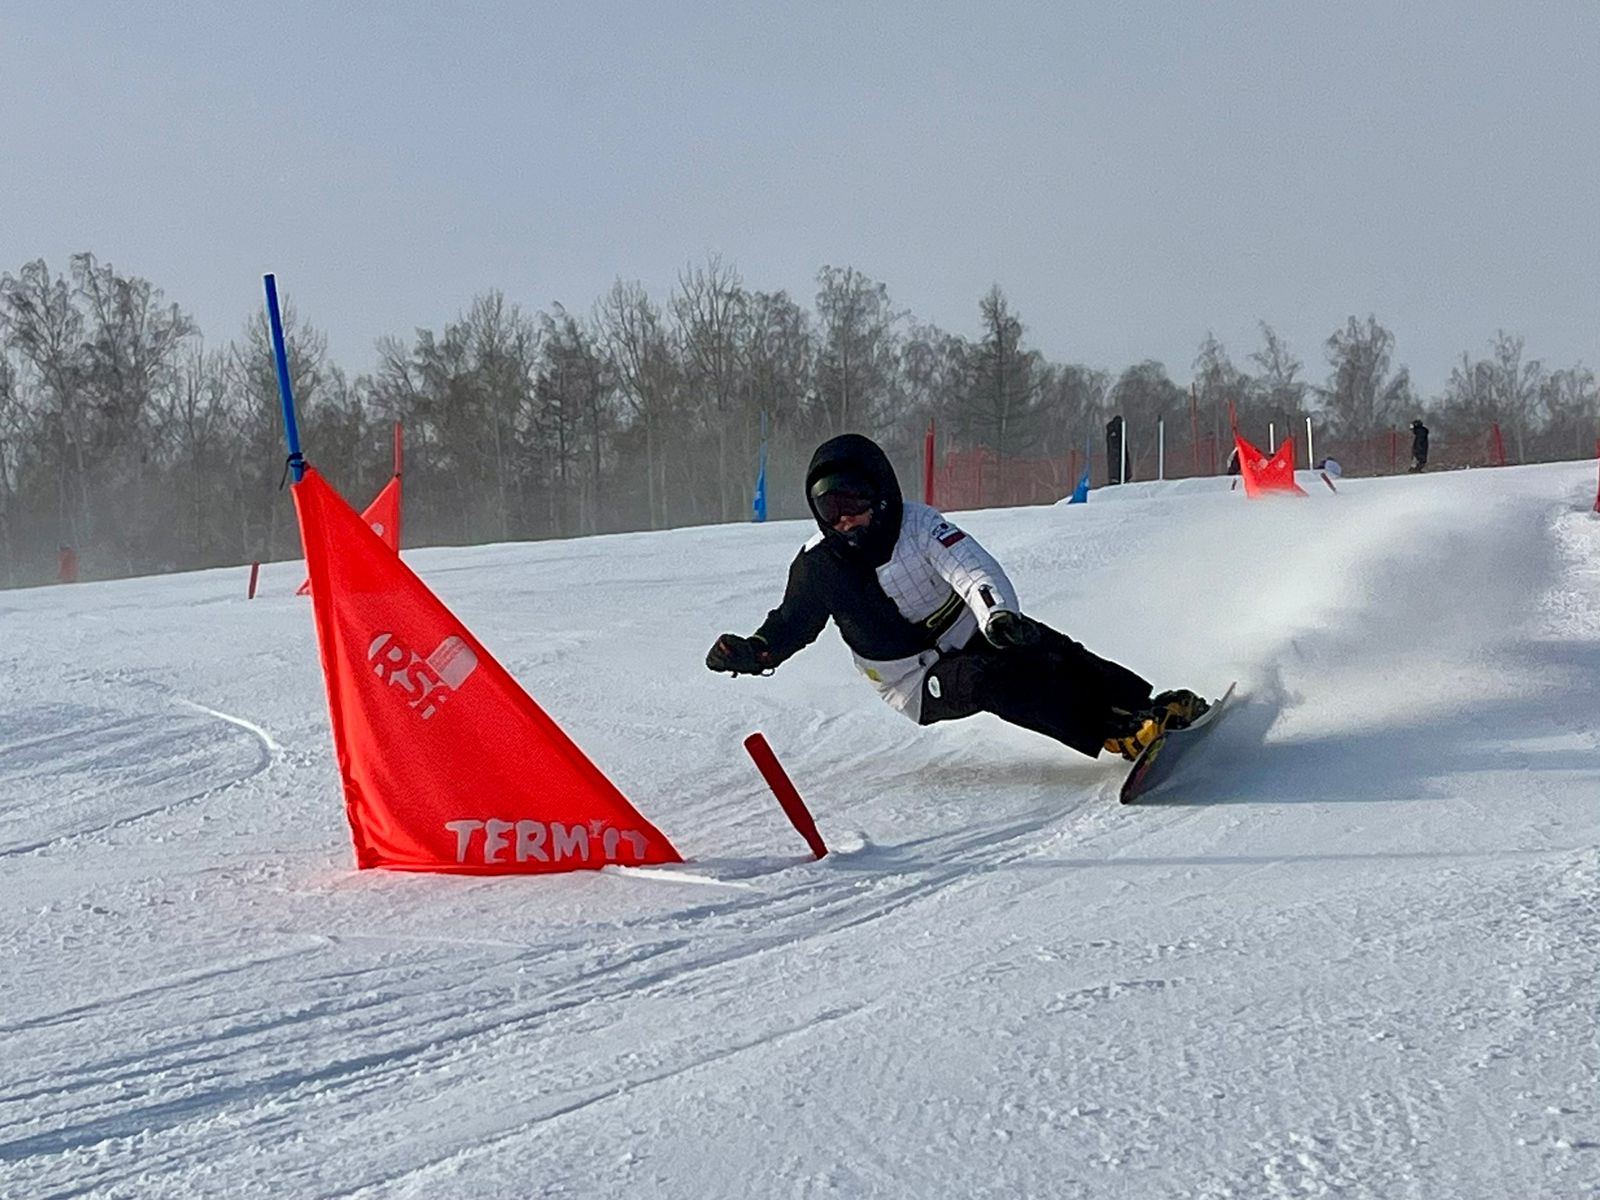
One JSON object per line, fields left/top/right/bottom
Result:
{"left": 172, "top": 696, "right": 285, "bottom": 756}
{"left": 318, "top": 817, "right": 1234, "bottom": 1198}
{"left": 2, "top": 930, "right": 724, "bottom": 1173}
{"left": 0, "top": 697, "right": 280, "bottom": 857}
{"left": 9, "top": 706, "right": 1477, "bottom": 1193}
{"left": 0, "top": 939, "right": 330, "bottom": 1037}
{"left": 323, "top": 998, "right": 882, "bottom": 1200}
{"left": 5, "top": 786, "right": 1140, "bottom": 1194}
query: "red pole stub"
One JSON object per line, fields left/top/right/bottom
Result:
{"left": 742, "top": 732, "right": 828, "bottom": 859}
{"left": 247, "top": 561, "right": 261, "bottom": 599}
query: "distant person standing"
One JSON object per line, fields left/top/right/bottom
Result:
{"left": 1105, "top": 415, "right": 1131, "bottom": 484}
{"left": 1409, "top": 419, "right": 1429, "bottom": 473}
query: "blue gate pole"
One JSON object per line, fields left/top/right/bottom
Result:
{"left": 263, "top": 274, "right": 305, "bottom": 482}
{"left": 752, "top": 410, "right": 768, "bottom": 522}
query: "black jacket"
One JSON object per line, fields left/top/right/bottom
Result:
{"left": 755, "top": 435, "right": 962, "bottom": 664}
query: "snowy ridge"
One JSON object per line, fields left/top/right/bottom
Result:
{"left": 3, "top": 461, "right": 1599, "bottom": 1197}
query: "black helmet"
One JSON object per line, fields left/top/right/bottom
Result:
{"left": 804, "top": 434, "right": 904, "bottom": 564}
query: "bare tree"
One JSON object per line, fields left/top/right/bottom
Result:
{"left": 1441, "top": 332, "right": 1545, "bottom": 462}
{"left": 465, "top": 292, "right": 539, "bottom": 539}
{"left": 0, "top": 260, "right": 91, "bottom": 548}
{"left": 814, "top": 265, "right": 900, "bottom": 435}
{"left": 1109, "top": 361, "right": 1184, "bottom": 475}
{"left": 597, "top": 279, "right": 678, "bottom": 528}
{"left": 1320, "top": 316, "right": 1414, "bottom": 441}
{"left": 72, "top": 254, "right": 198, "bottom": 570}
{"left": 900, "top": 321, "right": 963, "bottom": 438}
{"left": 0, "top": 350, "right": 21, "bottom": 583}
{"left": 1192, "top": 333, "right": 1253, "bottom": 451}
{"left": 742, "top": 290, "right": 816, "bottom": 516}
{"left": 533, "top": 305, "right": 612, "bottom": 536}
{"left": 1248, "top": 323, "right": 1306, "bottom": 413}
{"left": 157, "top": 346, "right": 234, "bottom": 565}
{"left": 672, "top": 254, "right": 748, "bottom": 521}
{"left": 230, "top": 302, "right": 329, "bottom": 560}
{"left": 1034, "top": 363, "right": 1111, "bottom": 459}
{"left": 1537, "top": 365, "right": 1598, "bottom": 460}
{"left": 961, "top": 286, "right": 1043, "bottom": 463}
{"left": 1485, "top": 331, "right": 1542, "bottom": 461}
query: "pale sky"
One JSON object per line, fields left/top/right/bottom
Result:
{"left": 3, "top": 1, "right": 1596, "bottom": 396}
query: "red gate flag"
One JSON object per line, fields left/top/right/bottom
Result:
{"left": 298, "top": 475, "right": 403, "bottom": 596}
{"left": 1234, "top": 433, "right": 1308, "bottom": 499}
{"left": 292, "top": 467, "right": 682, "bottom": 873}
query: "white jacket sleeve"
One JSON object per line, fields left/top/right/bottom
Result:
{"left": 915, "top": 508, "right": 1019, "bottom": 633}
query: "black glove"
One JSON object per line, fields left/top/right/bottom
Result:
{"left": 984, "top": 610, "right": 1042, "bottom": 649}
{"left": 705, "top": 633, "right": 774, "bottom": 676}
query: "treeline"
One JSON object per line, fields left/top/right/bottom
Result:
{"left": 1, "top": 252, "right": 1595, "bottom": 587}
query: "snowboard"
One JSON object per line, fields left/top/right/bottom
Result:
{"left": 1119, "top": 682, "right": 1239, "bottom": 805}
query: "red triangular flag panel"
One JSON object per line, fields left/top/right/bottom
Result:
{"left": 299, "top": 475, "right": 403, "bottom": 596}
{"left": 1235, "top": 434, "right": 1308, "bottom": 498}
{"left": 291, "top": 467, "right": 681, "bottom": 873}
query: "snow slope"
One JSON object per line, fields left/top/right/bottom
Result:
{"left": 4, "top": 461, "right": 1599, "bottom": 1199}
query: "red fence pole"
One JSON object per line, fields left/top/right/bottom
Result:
{"left": 1490, "top": 423, "right": 1507, "bottom": 467}
{"left": 247, "top": 561, "right": 261, "bottom": 599}
{"left": 923, "top": 421, "right": 936, "bottom": 506}
{"left": 742, "top": 732, "right": 828, "bottom": 859}
{"left": 1190, "top": 385, "right": 1201, "bottom": 477}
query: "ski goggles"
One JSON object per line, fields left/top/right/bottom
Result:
{"left": 811, "top": 479, "right": 876, "bottom": 524}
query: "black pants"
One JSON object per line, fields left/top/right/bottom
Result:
{"left": 918, "top": 623, "right": 1152, "bottom": 758}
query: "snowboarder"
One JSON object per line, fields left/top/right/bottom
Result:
{"left": 704, "top": 433, "right": 1206, "bottom": 762}
{"left": 1409, "top": 419, "right": 1429, "bottom": 473}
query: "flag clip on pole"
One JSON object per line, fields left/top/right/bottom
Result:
{"left": 263, "top": 274, "right": 305, "bottom": 482}
{"left": 743, "top": 732, "right": 828, "bottom": 859}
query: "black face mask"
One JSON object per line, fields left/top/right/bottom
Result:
{"left": 836, "top": 521, "right": 872, "bottom": 551}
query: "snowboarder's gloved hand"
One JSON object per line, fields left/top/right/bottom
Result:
{"left": 705, "top": 633, "right": 774, "bottom": 676}
{"left": 984, "top": 610, "right": 1041, "bottom": 650}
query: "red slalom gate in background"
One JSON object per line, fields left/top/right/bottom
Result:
{"left": 743, "top": 732, "right": 828, "bottom": 859}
